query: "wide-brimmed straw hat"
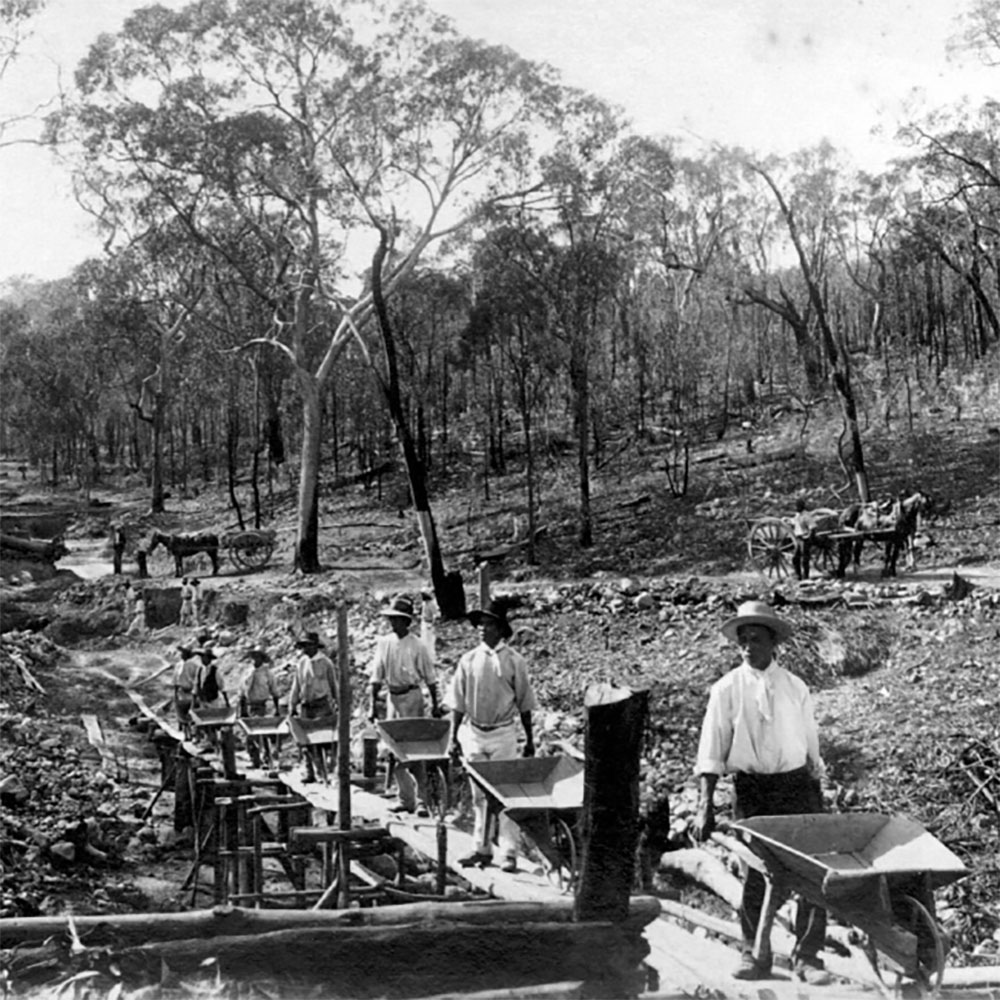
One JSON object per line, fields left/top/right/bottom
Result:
{"left": 721, "top": 600, "right": 793, "bottom": 643}
{"left": 380, "top": 595, "right": 414, "bottom": 620}
{"left": 296, "top": 630, "right": 325, "bottom": 649}
{"left": 468, "top": 600, "right": 514, "bottom": 640}
{"left": 245, "top": 644, "right": 271, "bottom": 662}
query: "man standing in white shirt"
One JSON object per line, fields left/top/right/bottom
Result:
{"left": 448, "top": 599, "right": 537, "bottom": 874}
{"left": 368, "top": 595, "right": 441, "bottom": 817}
{"left": 693, "top": 600, "right": 832, "bottom": 986}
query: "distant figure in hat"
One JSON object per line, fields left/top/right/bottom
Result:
{"left": 693, "top": 601, "right": 831, "bottom": 986}
{"left": 173, "top": 642, "right": 199, "bottom": 738}
{"left": 368, "top": 595, "right": 441, "bottom": 817}
{"left": 287, "top": 631, "right": 338, "bottom": 782}
{"left": 447, "top": 598, "right": 537, "bottom": 874}
{"left": 240, "top": 645, "right": 280, "bottom": 768}
{"left": 194, "top": 644, "right": 229, "bottom": 710}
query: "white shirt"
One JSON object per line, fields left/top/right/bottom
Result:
{"left": 695, "top": 661, "right": 825, "bottom": 779}
{"left": 369, "top": 632, "right": 436, "bottom": 690}
{"left": 447, "top": 641, "right": 538, "bottom": 728}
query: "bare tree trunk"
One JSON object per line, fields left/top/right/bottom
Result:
{"left": 369, "top": 228, "right": 465, "bottom": 618}
{"left": 751, "top": 162, "right": 870, "bottom": 501}
{"left": 294, "top": 381, "right": 323, "bottom": 573}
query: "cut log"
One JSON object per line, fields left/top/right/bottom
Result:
{"left": 656, "top": 847, "right": 743, "bottom": 910}
{"left": 0, "top": 898, "right": 662, "bottom": 949}
{"left": 0, "top": 533, "right": 67, "bottom": 562}
{"left": 107, "top": 920, "right": 650, "bottom": 994}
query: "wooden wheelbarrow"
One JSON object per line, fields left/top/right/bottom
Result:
{"left": 729, "top": 813, "right": 968, "bottom": 993}
{"left": 237, "top": 715, "right": 289, "bottom": 770}
{"left": 375, "top": 717, "right": 453, "bottom": 813}
{"left": 287, "top": 716, "right": 337, "bottom": 784}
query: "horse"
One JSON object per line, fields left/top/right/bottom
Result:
{"left": 835, "top": 500, "right": 891, "bottom": 578}
{"left": 147, "top": 531, "right": 220, "bottom": 577}
{"left": 835, "top": 492, "right": 933, "bottom": 578}
{"left": 883, "top": 491, "right": 932, "bottom": 576}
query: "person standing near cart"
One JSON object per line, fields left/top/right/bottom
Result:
{"left": 693, "top": 600, "right": 832, "bottom": 986}
{"left": 447, "top": 599, "right": 537, "bottom": 874}
{"left": 368, "top": 595, "right": 441, "bottom": 818}
{"left": 287, "top": 631, "right": 338, "bottom": 783}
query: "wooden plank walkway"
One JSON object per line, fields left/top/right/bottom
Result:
{"left": 124, "top": 707, "right": 998, "bottom": 1000}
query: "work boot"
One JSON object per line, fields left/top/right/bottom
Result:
{"left": 732, "top": 954, "right": 771, "bottom": 980}
{"left": 457, "top": 850, "right": 492, "bottom": 868}
{"left": 794, "top": 959, "right": 832, "bottom": 986}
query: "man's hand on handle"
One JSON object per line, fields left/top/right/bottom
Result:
{"left": 693, "top": 799, "right": 715, "bottom": 842}
{"left": 693, "top": 773, "right": 718, "bottom": 843}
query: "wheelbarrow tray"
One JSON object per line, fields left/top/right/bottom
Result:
{"left": 732, "top": 813, "right": 968, "bottom": 904}
{"left": 288, "top": 715, "right": 337, "bottom": 747}
{"left": 189, "top": 706, "right": 239, "bottom": 729}
{"left": 237, "top": 716, "right": 289, "bottom": 738}
{"left": 465, "top": 756, "right": 584, "bottom": 820}
{"left": 376, "top": 718, "right": 451, "bottom": 762}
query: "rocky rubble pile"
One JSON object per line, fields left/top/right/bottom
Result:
{"left": 0, "top": 633, "right": 155, "bottom": 920}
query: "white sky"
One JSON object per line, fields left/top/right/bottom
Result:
{"left": 0, "top": 0, "right": 994, "bottom": 284}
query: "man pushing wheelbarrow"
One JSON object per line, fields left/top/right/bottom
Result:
{"left": 692, "top": 600, "right": 833, "bottom": 986}
{"left": 447, "top": 599, "right": 538, "bottom": 874}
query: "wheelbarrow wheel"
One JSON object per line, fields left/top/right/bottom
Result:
{"left": 898, "top": 893, "right": 946, "bottom": 996}
{"left": 543, "top": 815, "right": 578, "bottom": 895}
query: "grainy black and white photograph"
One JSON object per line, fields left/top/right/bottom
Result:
{"left": 1, "top": 1, "right": 998, "bottom": 997}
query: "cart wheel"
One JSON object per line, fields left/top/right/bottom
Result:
{"left": 747, "top": 518, "right": 796, "bottom": 579}
{"left": 240, "top": 540, "right": 274, "bottom": 571}
{"left": 544, "top": 816, "right": 578, "bottom": 895}
{"left": 229, "top": 546, "right": 248, "bottom": 571}
{"left": 899, "top": 894, "right": 946, "bottom": 996}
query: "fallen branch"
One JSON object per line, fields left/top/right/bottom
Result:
{"left": 0, "top": 898, "right": 661, "bottom": 949}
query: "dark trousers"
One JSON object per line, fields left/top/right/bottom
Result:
{"left": 735, "top": 768, "right": 827, "bottom": 964}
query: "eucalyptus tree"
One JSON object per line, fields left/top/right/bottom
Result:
{"left": 745, "top": 147, "right": 870, "bottom": 499}
{"left": 896, "top": 100, "right": 1000, "bottom": 359}
{"left": 0, "top": 276, "right": 106, "bottom": 485}
{"left": 51, "top": 0, "right": 600, "bottom": 585}
{"left": 466, "top": 225, "right": 562, "bottom": 558}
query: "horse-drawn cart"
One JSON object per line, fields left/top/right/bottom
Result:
{"left": 746, "top": 491, "right": 929, "bottom": 581}
{"left": 148, "top": 527, "right": 277, "bottom": 576}
{"left": 730, "top": 812, "right": 967, "bottom": 994}
{"left": 746, "top": 511, "right": 886, "bottom": 580}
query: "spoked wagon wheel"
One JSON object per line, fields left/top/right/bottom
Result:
{"left": 543, "top": 815, "right": 579, "bottom": 895}
{"left": 239, "top": 537, "right": 275, "bottom": 571}
{"left": 227, "top": 533, "right": 275, "bottom": 572}
{"left": 747, "top": 518, "right": 796, "bottom": 579}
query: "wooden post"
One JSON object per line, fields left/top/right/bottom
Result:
{"left": 478, "top": 562, "right": 490, "bottom": 609}
{"left": 574, "top": 685, "right": 649, "bottom": 924}
{"left": 220, "top": 728, "right": 237, "bottom": 779}
{"left": 336, "top": 607, "right": 351, "bottom": 908}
